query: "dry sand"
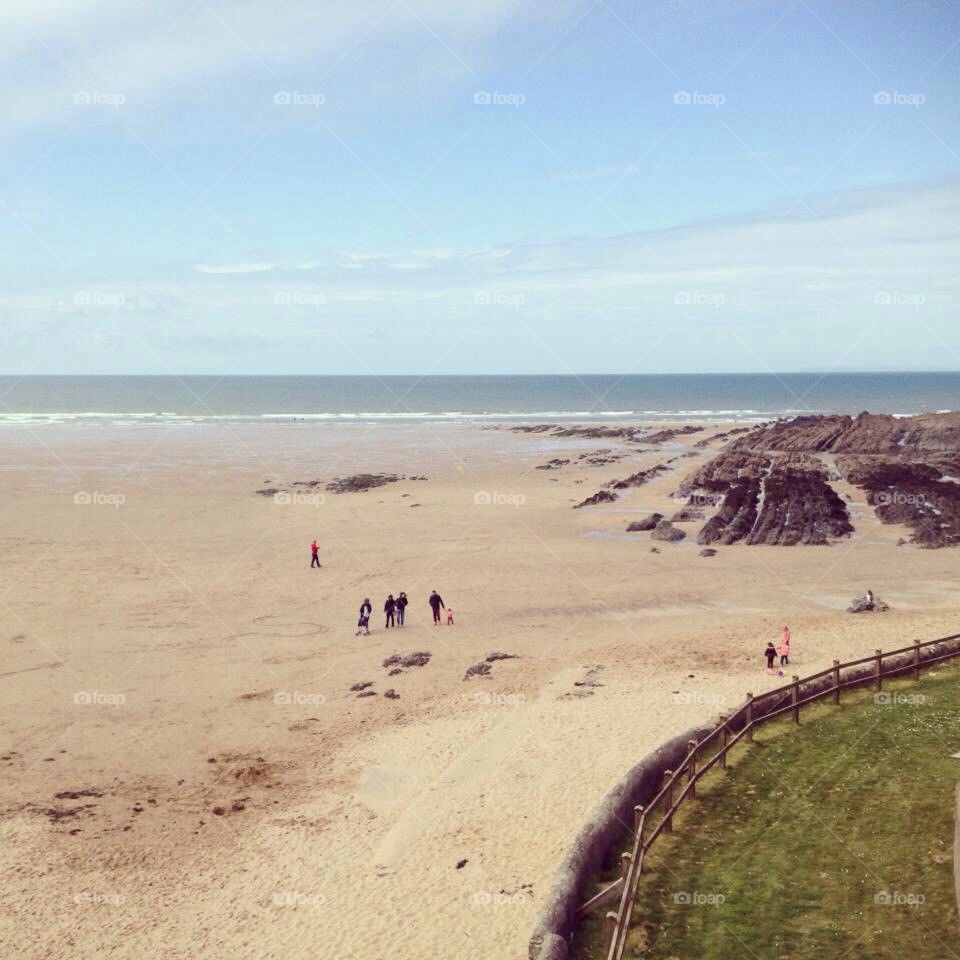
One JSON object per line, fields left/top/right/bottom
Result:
{"left": 1, "top": 420, "right": 958, "bottom": 959}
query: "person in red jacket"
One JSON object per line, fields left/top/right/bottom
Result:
{"left": 310, "top": 540, "right": 321, "bottom": 568}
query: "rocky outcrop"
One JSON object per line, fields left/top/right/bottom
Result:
{"left": 573, "top": 490, "right": 618, "bottom": 509}
{"left": 686, "top": 452, "right": 853, "bottom": 546}
{"left": 651, "top": 520, "right": 685, "bottom": 542}
{"left": 609, "top": 464, "right": 669, "bottom": 490}
{"left": 847, "top": 592, "right": 890, "bottom": 613}
{"left": 626, "top": 513, "right": 663, "bottom": 532}
{"left": 838, "top": 456, "right": 960, "bottom": 548}
{"left": 729, "top": 412, "right": 960, "bottom": 456}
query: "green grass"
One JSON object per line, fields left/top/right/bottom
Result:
{"left": 572, "top": 666, "right": 960, "bottom": 960}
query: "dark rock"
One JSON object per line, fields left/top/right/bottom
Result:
{"left": 573, "top": 490, "right": 618, "bottom": 509}
{"left": 383, "top": 651, "right": 431, "bottom": 669}
{"left": 486, "top": 652, "right": 519, "bottom": 662}
{"left": 609, "top": 464, "right": 669, "bottom": 490}
{"left": 350, "top": 681, "right": 374, "bottom": 692}
{"left": 357, "top": 690, "right": 378, "bottom": 698}
{"left": 627, "top": 512, "right": 663, "bottom": 532}
{"left": 699, "top": 548, "right": 718, "bottom": 557}
{"left": 384, "top": 689, "right": 400, "bottom": 700}
{"left": 464, "top": 662, "right": 492, "bottom": 680}
{"left": 847, "top": 592, "right": 890, "bottom": 613}
{"left": 671, "top": 506, "right": 705, "bottom": 523}
{"left": 651, "top": 520, "right": 686, "bottom": 542}
{"left": 536, "top": 458, "right": 570, "bottom": 470}
{"left": 326, "top": 474, "right": 402, "bottom": 494}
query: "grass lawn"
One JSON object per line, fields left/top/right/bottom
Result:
{"left": 572, "top": 665, "right": 960, "bottom": 960}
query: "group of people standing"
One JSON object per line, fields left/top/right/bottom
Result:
{"left": 355, "top": 590, "right": 451, "bottom": 636}
{"left": 764, "top": 626, "right": 792, "bottom": 673}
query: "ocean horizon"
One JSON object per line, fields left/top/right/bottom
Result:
{"left": 0, "top": 372, "right": 956, "bottom": 425}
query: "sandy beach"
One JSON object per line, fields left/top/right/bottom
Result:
{"left": 2, "top": 419, "right": 958, "bottom": 959}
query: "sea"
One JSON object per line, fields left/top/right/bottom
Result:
{"left": 0, "top": 373, "right": 956, "bottom": 426}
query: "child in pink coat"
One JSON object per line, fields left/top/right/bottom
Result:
{"left": 779, "top": 626, "right": 791, "bottom": 666}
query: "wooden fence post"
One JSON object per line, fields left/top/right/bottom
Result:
{"left": 604, "top": 911, "right": 618, "bottom": 951}
{"left": 663, "top": 771, "right": 674, "bottom": 833}
{"left": 718, "top": 718, "right": 728, "bottom": 769}
{"left": 791, "top": 676, "right": 800, "bottom": 724}
{"left": 621, "top": 852, "right": 632, "bottom": 880}
{"left": 687, "top": 740, "right": 697, "bottom": 799}
{"left": 745, "top": 693, "right": 754, "bottom": 743}
{"left": 914, "top": 640, "right": 922, "bottom": 681}
{"left": 633, "top": 804, "right": 644, "bottom": 837}
{"left": 875, "top": 649, "right": 883, "bottom": 691}
{"left": 833, "top": 660, "right": 841, "bottom": 704}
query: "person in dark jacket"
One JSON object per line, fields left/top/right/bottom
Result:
{"left": 764, "top": 641, "right": 777, "bottom": 672}
{"left": 395, "top": 592, "right": 408, "bottom": 626}
{"left": 356, "top": 598, "right": 372, "bottom": 636}
{"left": 384, "top": 594, "right": 396, "bottom": 628}
{"left": 428, "top": 590, "right": 445, "bottom": 625}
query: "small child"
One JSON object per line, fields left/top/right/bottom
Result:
{"left": 355, "top": 613, "right": 370, "bottom": 637}
{"left": 446, "top": 608, "right": 454, "bottom": 625}
{"left": 764, "top": 641, "right": 777, "bottom": 673}
{"left": 778, "top": 631, "right": 791, "bottom": 666}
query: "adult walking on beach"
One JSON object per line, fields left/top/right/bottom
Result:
{"left": 779, "top": 626, "right": 791, "bottom": 666}
{"left": 356, "top": 598, "right": 371, "bottom": 636}
{"left": 310, "top": 539, "right": 320, "bottom": 568}
{"left": 396, "top": 592, "right": 408, "bottom": 626}
{"left": 384, "top": 594, "right": 396, "bottom": 629}
{"left": 428, "top": 590, "right": 445, "bottom": 625}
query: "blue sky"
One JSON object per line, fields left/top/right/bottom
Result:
{"left": 0, "top": 0, "right": 958, "bottom": 374}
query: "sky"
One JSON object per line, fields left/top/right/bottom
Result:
{"left": 0, "top": 0, "right": 958, "bottom": 375}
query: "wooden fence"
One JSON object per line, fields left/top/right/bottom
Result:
{"left": 576, "top": 631, "right": 960, "bottom": 960}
